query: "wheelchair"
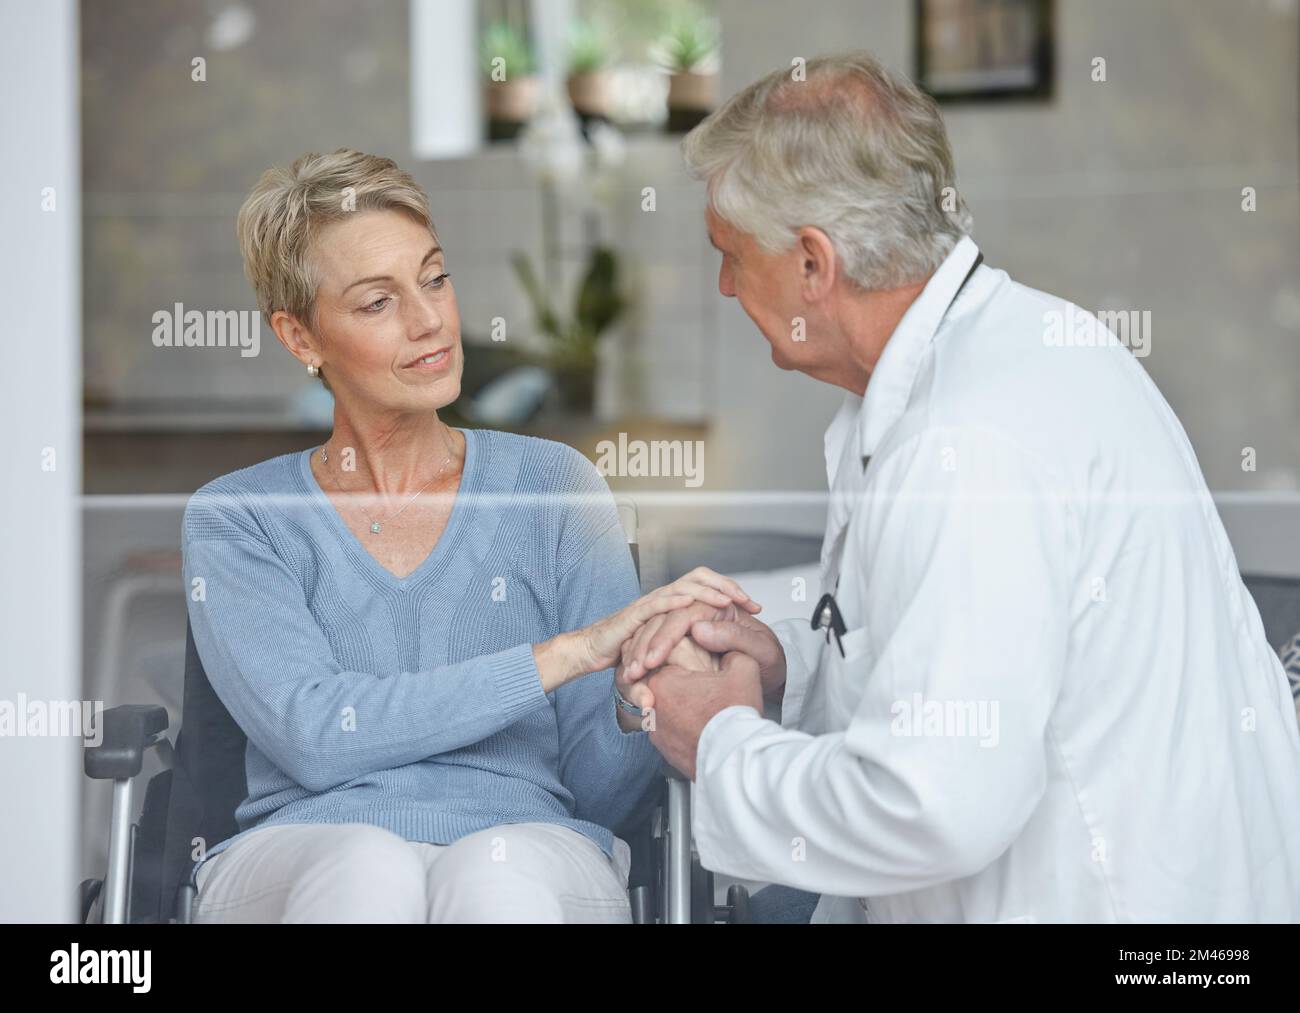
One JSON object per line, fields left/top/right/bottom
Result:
{"left": 79, "top": 509, "right": 751, "bottom": 925}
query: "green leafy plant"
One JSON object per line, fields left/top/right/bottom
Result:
{"left": 511, "top": 246, "right": 626, "bottom": 375}
{"left": 657, "top": 8, "right": 718, "bottom": 73}
{"left": 567, "top": 20, "right": 612, "bottom": 76}
{"left": 480, "top": 21, "right": 536, "bottom": 79}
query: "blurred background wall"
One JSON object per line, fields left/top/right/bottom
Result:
{"left": 711, "top": 0, "right": 1300, "bottom": 495}
{"left": 79, "top": 0, "right": 1300, "bottom": 496}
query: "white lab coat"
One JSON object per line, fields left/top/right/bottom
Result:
{"left": 691, "top": 236, "right": 1300, "bottom": 923}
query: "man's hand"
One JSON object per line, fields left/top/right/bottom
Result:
{"left": 615, "top": 628, "right": 718, "bottom": 721}
{"left": 643, "top": 651, "right": 763, "bottom": 780}
{"left": 663, "top": 631, "right": 721, "bottom": 673}
{"left": 617, "top": 626, "right": 720, "bottom": 715}
{"left": 623, "top": 600, "right": 787, "bottom": 701}
{"left": 562, "top": 567, "right": 757, "bottom": 688}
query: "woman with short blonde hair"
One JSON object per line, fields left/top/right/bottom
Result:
{"left": 182, "top": 148, "right": 753, "bottom": 923}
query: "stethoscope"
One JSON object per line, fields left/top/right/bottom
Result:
{"left": 808, "top": 250, "right": 985, "bottom": 661}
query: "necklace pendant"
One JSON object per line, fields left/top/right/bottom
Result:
{"left": 370, "top": 522, "right": 382, "bottom": 534}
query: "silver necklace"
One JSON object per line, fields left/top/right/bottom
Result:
{"left": 319, "top": 436, "right": 455, "bottom": 535}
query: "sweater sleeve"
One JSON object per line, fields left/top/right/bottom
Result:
{"left": 549, "top": 457, "right": 667, "bottom": 829}
{"left": 181, "top": 488, "right": 551, "bottom": 794}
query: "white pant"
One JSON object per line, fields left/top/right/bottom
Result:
{"left": 192, "top": 821, "right": 633, "bottom": 923}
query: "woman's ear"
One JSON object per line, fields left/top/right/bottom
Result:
{"left": 269, "top": 309, "right": 320, "bottom": 369}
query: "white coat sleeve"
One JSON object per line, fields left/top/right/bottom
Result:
{"left": 691, "top": 426, "right": 1075, "bottom": 897}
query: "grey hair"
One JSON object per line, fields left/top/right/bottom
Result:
{"left": 681, "top": 50, "right": 973, "bottom": 291}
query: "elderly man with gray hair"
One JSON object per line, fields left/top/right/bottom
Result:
{"left": 620, "top": 51, "right": 1300, "bottom": 923}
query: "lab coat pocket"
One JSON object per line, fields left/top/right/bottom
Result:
{"left": 822, "top": 624, "right": 874, "bottom": 729}
{"left": 838, "top": 625, "right": 871, "bottom": 661}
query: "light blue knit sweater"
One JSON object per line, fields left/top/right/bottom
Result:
{"left": 181, "top": 427, "right": 665, "bottom": 887}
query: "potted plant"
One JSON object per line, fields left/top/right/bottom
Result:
{"left": 658, "top": 8, "right": 719, "bottom": 132}
{"left": 565, "top": 19, "right": 614, "bottom": 128}
{"left": 480, "top": 21, "right": 539, "bottom": 141}
{"left": 511, "top": 245, "right": 626, "bottom": 415}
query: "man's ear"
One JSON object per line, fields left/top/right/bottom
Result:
{"left": 794, "top": 226, "right": 838, "bottom": 301}
{"left": 269, "top": 309, "right": 320, "bottom": 369}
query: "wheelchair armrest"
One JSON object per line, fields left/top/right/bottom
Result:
{"left": 84, "top": 704, "right": 170, "bottom": 780}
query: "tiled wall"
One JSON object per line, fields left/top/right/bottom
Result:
{"left": 710, "top": 0, "right": 1300, "bottom": 493}
{"left": 408, "top": 136, "right": 719, "bottom": 423}
{"left": 82, "top": 0, "right": 717, "bottom": 425}
{"left": 81, "top": 0, "right": 1300, "bottom": 492}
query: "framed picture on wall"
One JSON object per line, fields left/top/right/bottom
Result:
{"left": 915, "top": 0, "right": 1054, "bottom": 103}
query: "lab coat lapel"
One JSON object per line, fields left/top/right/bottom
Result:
{"left": 857, "top": 235, "right": 982, "bottom": 458}
{"left": 820, "top": 393, "right": 866, "bottom": 589}
{"left": 808, "top": 236, "right": 986, "bottom": 925}
{"left": 819, "top": 236, "right": 984, "bottom": 593}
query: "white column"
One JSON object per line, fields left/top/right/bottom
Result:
{"left": 531, "top": 0, "right": 575, "bottom": 101}
{"left": 410, "top": 0, "right": 482, "bottom": 159}
{"left": 0, "top": 0, "right": 81, "bottom": 921}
